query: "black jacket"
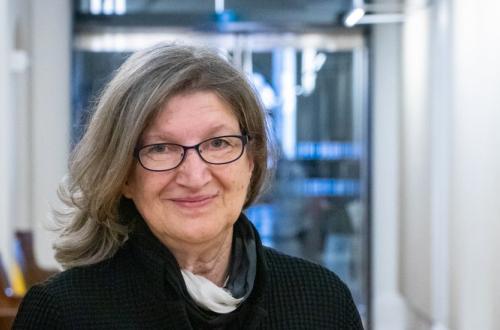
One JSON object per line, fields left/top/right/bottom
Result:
{"left": 14, "top": 215, "right": 363, "bottom": 329}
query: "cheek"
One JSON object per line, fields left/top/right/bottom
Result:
{"left": 230, "top": 167, "right": 253, "bottom": 197}
{"left": 126, "top": 169, "right": 174, "bottom": 201}
{"left": 232, "top": 180, "right": 248, "bottom": 196}
{"left": 145, "top": 174, "right": 176, "bottom": 196}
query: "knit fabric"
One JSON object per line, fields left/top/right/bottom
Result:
{"left": 13, "top": 215, "right": 364, "bottom": 329}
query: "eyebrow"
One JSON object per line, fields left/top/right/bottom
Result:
{"left": 142, "top": 124, "right": 241, "bottom": 144}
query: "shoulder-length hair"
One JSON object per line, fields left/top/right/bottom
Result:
{"left": 54, "top": 43, "right": 273, "bottom": 269}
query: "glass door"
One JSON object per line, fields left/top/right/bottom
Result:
{"left": 72, "top": 30, "right": 369, "bottom": 324}
{"left": 237, "top": 34, "right": 369, "bottom": 322}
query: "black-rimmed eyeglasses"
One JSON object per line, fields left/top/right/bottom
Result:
{"left": 134, "top": 135, "right": 250, "bottom": 172}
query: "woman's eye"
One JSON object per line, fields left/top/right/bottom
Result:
{"left": 209, "top": 138, "right": 230, "bottom": 148}
{"left": 147, "top": 144, "right": 169, "bottom": 154}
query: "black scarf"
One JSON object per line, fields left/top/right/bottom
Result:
{"left": 124, "top": 202, "right": 262, "bottom": 329}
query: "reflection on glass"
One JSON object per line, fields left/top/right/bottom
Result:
{"left": 72, "top": 39, "right": 368, "bottom": 322}
{"left": 245, "top": 48, "right": 367, "bottom": 316}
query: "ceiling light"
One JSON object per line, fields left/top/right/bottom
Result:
{"left": 344, "top": 8, "right": 366, "bottom": 27}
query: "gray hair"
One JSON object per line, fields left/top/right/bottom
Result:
{"left": 54, "top": 43, "right": 273, "bottom": 269}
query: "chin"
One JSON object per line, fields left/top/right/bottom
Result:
{"left": 177, "top": 219, "right": 232, "bottom": 243}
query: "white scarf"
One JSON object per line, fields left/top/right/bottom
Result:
{"left": 181, "top": 269, "right": 244, "bottom": 314}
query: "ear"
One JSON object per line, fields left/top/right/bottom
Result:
{"left": 121, "top": 179, "right": 134, "bottom": 199}
{"left": 247, "top": 154, "right": 254, "bottom": 173}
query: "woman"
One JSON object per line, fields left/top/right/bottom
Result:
{"left": 14, "top": 44, "right": 363, "bottom": 329}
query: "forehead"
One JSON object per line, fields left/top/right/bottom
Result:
{"left": 142, "top": 91, "right": 240, "bottom": 142}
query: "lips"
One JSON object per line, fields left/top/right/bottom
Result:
{"left": 169, "top": 194, "right": 217, "bottom": 208}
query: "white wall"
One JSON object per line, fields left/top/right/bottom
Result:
{"left": 395, "top": 0, "right": 500, "bottom": 328}
{"left": 400, "top": 2, "right": 453, "bottom": 329}
{"left": 372, "top": 23, "right": 408, "bottom": 330}
{"left": 30, "top": 0, "right": 71, "bottom": 269}
{"left": 13, "top": 0, "right": 34, "bottom": 232}
{"left": 0, "top": 0, "right": 69, "bottom": 271}
{"left": 371, "top": 1, "right": 440, "bottom": 329}
{"left": 401, "top": 4, "right": 433, "bottom": 326}
{"left": 450, "top": 0, "right": 500, "bottom": 328}
{"left": 0, "top": 0, "right": 15, "bottom": 270}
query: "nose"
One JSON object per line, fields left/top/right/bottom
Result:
{"left": 175, "top": 148, "right": 211, "bottom": 189}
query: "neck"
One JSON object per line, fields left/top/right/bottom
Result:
{"left": 163, "top": 228, "right": 234, "bottom": 287}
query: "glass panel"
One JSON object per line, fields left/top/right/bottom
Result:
{"left": 72, "top": 51, "right": 130, "bottom": 144}
{"left": 244, "top": 46, "right": 368, "bottom": 320}
{"left": 72, "top": 31, "right": 369, "bottom": 325}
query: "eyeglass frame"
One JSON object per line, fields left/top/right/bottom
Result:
{"left": 133, "top": 134, "right": 251, "bottom": 172}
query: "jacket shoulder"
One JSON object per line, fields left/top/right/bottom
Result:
{"left": 43, "top": 248, "right": 129, "bottom": 294}
{"left": 264, "top": 247, "right": 346, "bottom": 290}
{"left": 14, "top": 247, "right": 134, "bottom": 329}
{"left": 262, "top": 247, "right": 364, "bottom": 329}
{"left": 13, "top": 282, "right": 65, "bottom": 329}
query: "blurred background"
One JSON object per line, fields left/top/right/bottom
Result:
{"left": 1, "top": 0, "right": 499, "bottom": 329}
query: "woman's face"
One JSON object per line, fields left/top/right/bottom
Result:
{"left": 122, "top": 91, "right": 253, "bottom": 248}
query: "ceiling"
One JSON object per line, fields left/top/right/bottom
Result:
{"left": 74, "top": 0, "right": 359, "bottom": 30}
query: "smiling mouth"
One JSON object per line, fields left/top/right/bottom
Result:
{"left": 170, "top": 194, "right": 217, "bottom": 208}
